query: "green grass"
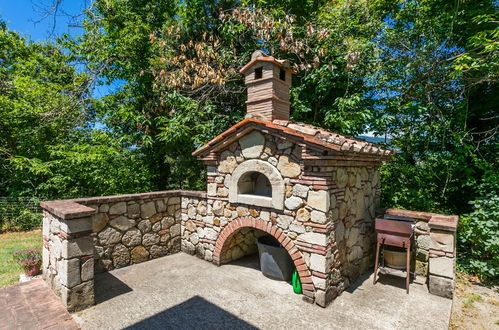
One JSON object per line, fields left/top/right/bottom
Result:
{"left": 0, "top": 230, "right": 42, "bottom": 288}
{"left": 463, "top": 292, "right": 483, "bottom": 309}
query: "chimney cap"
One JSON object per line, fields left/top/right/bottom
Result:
{"left": 239, "top": 50, "right": 296, "bottom": 74}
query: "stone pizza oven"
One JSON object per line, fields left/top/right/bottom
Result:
{"left": 184, "top": 50, "right": 394, "bottom": 307}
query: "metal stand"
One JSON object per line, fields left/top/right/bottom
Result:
{"left": 373, "top": 217, "right": 413, "bottom": 294}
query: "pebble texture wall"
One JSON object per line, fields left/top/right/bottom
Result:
{"left": 86, "top": 195, "right": 182, "bottom": 272}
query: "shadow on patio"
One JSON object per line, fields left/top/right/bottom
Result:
{"left": 123, "top": 296, "right": 258, "bottom": 330}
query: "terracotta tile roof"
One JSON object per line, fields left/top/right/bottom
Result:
{"left": 239, "top": 56, "right": 297, "bottom": 74}
{"left": 192, "top": 118, "right": 394, "bottom": 159}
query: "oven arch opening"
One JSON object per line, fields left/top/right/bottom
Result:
{"left": 238, "top": 171, "right": 272, "bottom": 197}
{"left": 229, "top": 159, "right": 284, "bottom": 210}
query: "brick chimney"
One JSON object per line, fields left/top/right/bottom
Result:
{"left": 239, "top": 50, "right": 295, "bottom": 122}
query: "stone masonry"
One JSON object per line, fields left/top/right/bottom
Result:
{"left": 189, "top": 124, "right": 385, "bottom": 307}
{"left": 41, "top": 190, "right": 203, "bottom": 311}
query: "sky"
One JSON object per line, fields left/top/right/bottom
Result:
{"left": 0, "top": 0, "right": 124, "bottom": 99}
{"left": 0, "top": 0, "right": 88, "bottom": 41}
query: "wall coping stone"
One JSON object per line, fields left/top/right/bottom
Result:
{"left": 377, "top": 208, "right": 458, "bottom": 232}
{"left": 40, "top": 201, "right": 96, "bottom": 220}
{"left": 428, "top": 215, "right": 458, "bottom": 232}
{"left": 41, "top": 190, "right": 206, "bottom": 220}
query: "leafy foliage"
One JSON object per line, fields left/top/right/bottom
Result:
{"left": 458, "top": 192, "right": 499, "bottom": 282}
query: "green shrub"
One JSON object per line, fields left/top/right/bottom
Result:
{"left": 0, "top": 210, "right": 42, "bottom": 232}
{"left": 457, "top": 194, "right": 499, "bottom": 282}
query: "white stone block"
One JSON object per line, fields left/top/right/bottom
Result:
{"left": 310, "top": 253, "right": 327, "bottom": 273}
{"left": 307, "top": 190, "right": 330, "bottom": 212}
{"left": 62, "top": 237, "right": 94, "bottom": 259}
{"left": 429, "top": 257, "right": 454, "bottom": 279}
{"left": 59, "top": 258, "right": 81, "bottom": 288}
{"left": 298, "top": 232, "right": 327, "bottom": 246}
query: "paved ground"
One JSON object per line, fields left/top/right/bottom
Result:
{"left": 0, "top": 279, "right": 79, "bottom": 330}
{"left": 74, "top": 253, "right": 452, "bottom": 330}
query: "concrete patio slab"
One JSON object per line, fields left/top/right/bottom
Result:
{"left": 74, "top": 253, "right": 451, "bottom": 330}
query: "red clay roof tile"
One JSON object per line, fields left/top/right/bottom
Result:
{"left": 192, "top": 118, "right": 394, "bottom": 160}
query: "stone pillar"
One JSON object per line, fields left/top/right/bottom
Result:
{"left": 428, "top": 215, "right": 458, "bottom": 299}
{"left": 41, "top": 201, "right": 96, "bottom": 311}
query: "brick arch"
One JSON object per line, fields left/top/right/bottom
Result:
{"left": 212, "top": 216, "right": 316, "bottom": 302}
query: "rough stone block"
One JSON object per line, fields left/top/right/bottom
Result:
{"left": 127, "top": 203, "right": 140, "bottom": 218}
{"left": 81, "top": 258, "right": 94, "bottom": 281}
{"left": 417, "top": 234, "right": 430, "bottom": 250}
{"left": 42, "top": 216, "right": 50, "bottom": 237}
{"left": 277, "top": 155, "right": 301, "bottom": 178}
{"left": 310, "top": 210, "right": 327, "bottom": 224}
{"left": 109, "top": 202, "right": 126, "bottom": 215}
{"left": 312, "top": 276, "right": 326, "bottom": 290}
{"left": 62, "top": 236, "right": 94, "bottom": 259}
{"left": 429, "top": 275, "right": 454, "bottom": 299}
{"left": 42, "top": 246, "right": 50, "bottom": 272}
{"left": 112, "top": 244, "right": 130, "bottom": 267}
{"left": 207, "top": 183, "right": 217, "bottom": 196}
{"left": 314, "top": 290, "right": 327, "bottom": 307}
{"left": 142, "top": 233, "right": 160, "bottom": 246}
{"left": 310, "top": 253, "right": 327, "bottom": 273}
{"left": 141, "top": 201, "right": 156, "bottom": 219}
{"left": 182, "top": 240, "right": 195, "bottom": 255}
{"left": 429, "top": 256, "right": 454, "bottom": 279}
{"left": 284, "top": 196, "right": 304, "bottom": 210}
{"left": 99, "top": 204, "right": 109, "bottom": 213}
{"left": 58, "top": 258, "right": 81, "bottom": 288}
{"left": 298, "top": 232, "right": 327, "bottom": 246}
{"left": 50, "top": 216, "right": 60, "bottom": 233}
{"left": 92, "top": 213, "right": 109, "bottom": 233}
{"left": 98, "top": 226, "right": 122, "bottom": 245}
{"left": 307, "top": 190, "right": 330, "bottom": 212}
{"left": 292, "top": 184, "right": 309, "bottom": 198}
{"left": 277, "top": 215, "right": 293, "bottom": 230}
{"left": 260, "top": 211, "right": 270, "bottom": 221}
{"left": 296, "top": 208, "right": 310, "bottom": 222}
{"left": 59, "top": 216, "right": 92, "bottom": 234}
{"left": 131, "top": 246, "right": 149, "bottom": 263}
{"left": 289, "top": 223, "right": 305, "bottom": 234}
{"left": 430, "top": 230, "right": 455, "bottom": 253}
{"left": 122, "top": 228, "right": 142, "bottom": 247}
{"left": 109, "top": 216, "right": 135, "bottom": 231}
{"left": 204, "top": 228, "right": 218, "bottom": 241}
{"left": 239, "top": 131, "right": 264, "bottom": 158}
{"left": 61, "top": 280, "right": 94, "bottom": 312}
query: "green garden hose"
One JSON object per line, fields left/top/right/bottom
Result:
{"left": 292, "top": 269, "right": 302, "bottom": 294}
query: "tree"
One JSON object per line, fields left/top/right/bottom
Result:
{"left": 0, "top": 21, "right": 153, "bottom": 199}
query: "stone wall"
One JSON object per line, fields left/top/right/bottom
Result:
{"left": 327, "top": 166, "right": 380, "bottom": 299}
{"left": 41, "top": 190, "right": 205, "bottom": 311}
{"left": 79, "top": 193, "right": 182, "bottom": 272}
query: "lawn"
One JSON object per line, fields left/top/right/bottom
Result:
{"left": 0, "top": 229, "right": 42, "bottom": 288}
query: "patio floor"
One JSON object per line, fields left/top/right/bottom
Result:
{"left": 0, "top": 279, "right": 79, "bottom": 330}
{"left": 74, "top": 253, "right": 452, "bottom": 330}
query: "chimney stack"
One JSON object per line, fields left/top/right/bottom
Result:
{"left": 239, "top": 50, "right": 295, "bottom": 122}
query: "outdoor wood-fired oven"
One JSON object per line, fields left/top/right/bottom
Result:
{"left": 184, "top": 50, "right": 394, "bottom": 307}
